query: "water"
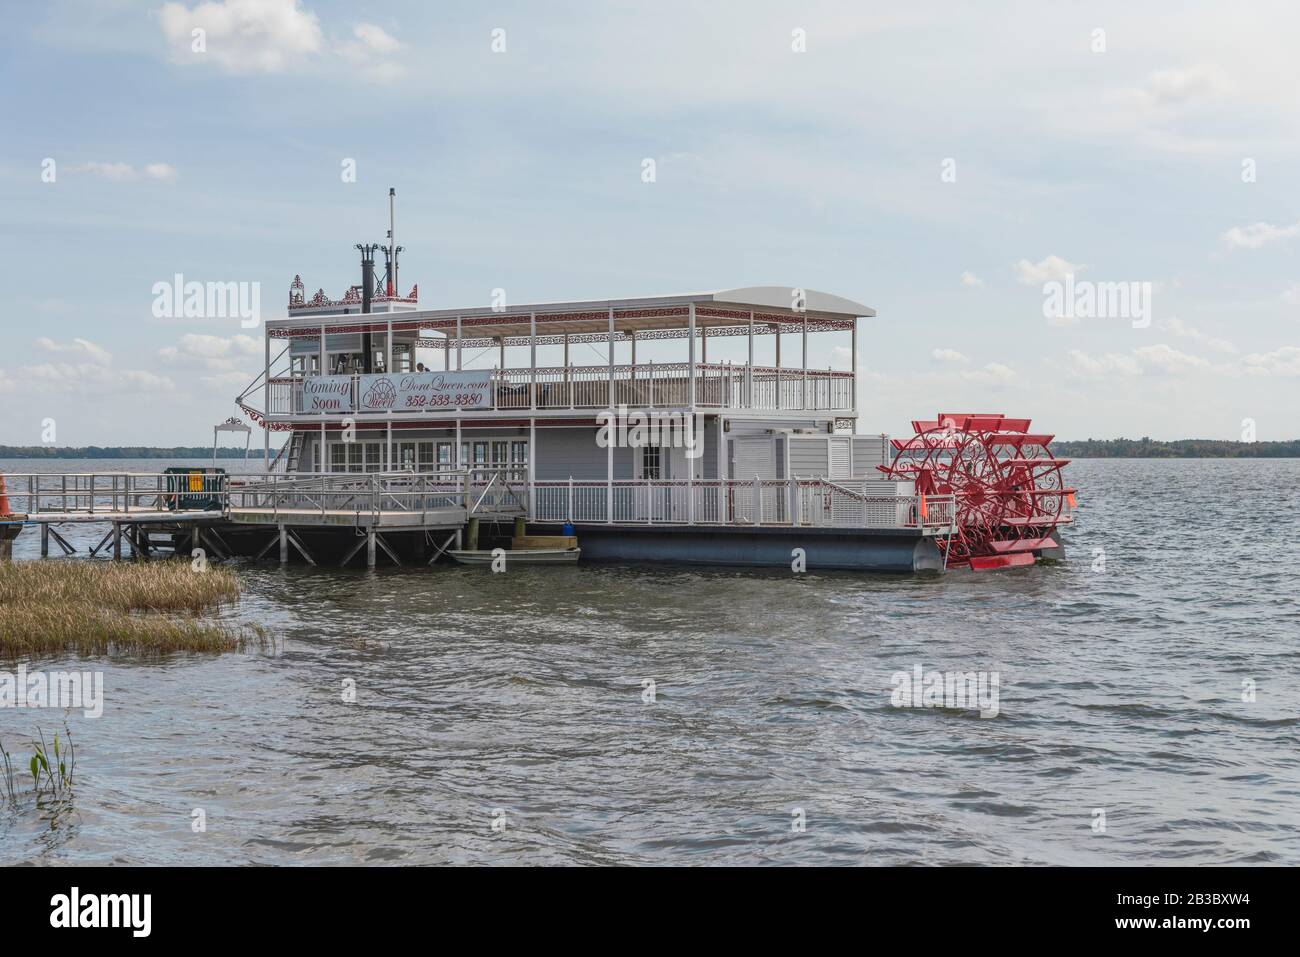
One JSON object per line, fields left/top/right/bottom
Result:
{"left": 1, "top": 457, "right": 1297, "bottom": 865}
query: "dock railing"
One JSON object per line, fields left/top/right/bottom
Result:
{"left": 1, "top": 472, "right": 212, "bottom": 517}
{"left": 225, "top": 468, "right": 528, "bottom": 525}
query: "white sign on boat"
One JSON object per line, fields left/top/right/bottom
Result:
{"left": 301, "top": 375, "right": 354, "bottom": 412}
{"left": 356, "top": 371, "right": 492, "bottom": 412}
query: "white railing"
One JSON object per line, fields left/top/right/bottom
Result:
{"left": 225, "top": 468, "right": 527, "bottom": 523}
{"left": 532, "top": 478, "right": 954, "bottom": 530}
{"left": 259, "top": 363, "right": 854, "bottom": 416}
{"left": 3, "top": 471, "right": 952, "bottom": 534}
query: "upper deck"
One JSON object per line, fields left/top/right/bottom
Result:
{"left": 239, "top": 286, "right": 872, "bottom": 425}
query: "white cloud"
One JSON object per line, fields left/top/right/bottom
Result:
{"left": 70, "top": 161, "right": 178, "bottom": 183}
{"left": 931, "top": 348, "right": 969, "bottom": 364}
{"left": 1155, "top": 317, "right": 1236, "bottom": 354}
{"left": 1283, "top": 283, "right": 1300, "bottom": 306}
{"left": 1063, "top": 349, "right": 1143, "bottom": 379}
{"left": 1015, "top": 255, "right": 1088, "bottom": 285}
{"left": 1221, "top": 220, "right": 1300, "bottom": 250}
{"left": 1223, "top": 220, "right": 1300, "bottom": 250}
{"left": 960, "top": 270, "right": 983, "bottom": 288}
{"left": 158, "top": 0, "right": 324, "bottom": 74}
{"left": 351, "top": 23, "right": 400, "bottom": 54}
{"left": 1240, "top": 346, "right": 1300, "bottom": 377}
{"left": 961, "top": 362, "right": 1016, "bottom": 384}
{"left": 1125, "top": 65, "right": 1231, "bottom": 111}
{"left": 17, "top": 337, "right": 172, "bottom": 394}
{"left": 199, "top": 370, "right": 255, "bottom": 390}
{"left": 1133, "top": 343, "right": 1211, "bottom": 373}
{"left": 143, "top": 162, "right": 179, "bottom": 183}
{"left": 35, "top": 336, "right": 113, "bottom": 365}
{"left": 158, "top": 333, "right": 261, "bottom": 371}
{"left": 337, "top": 23, "right": 404, "bottom": 82}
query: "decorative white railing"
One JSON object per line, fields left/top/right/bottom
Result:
{"left": 260, "top": 362, "right": 854, "bottom": 416}
{"left": 532, "top": 478, "right": 954, "bottom": 531}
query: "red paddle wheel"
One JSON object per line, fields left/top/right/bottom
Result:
{"left": 879, "top": 413, "right": 1075, "bottom": 570}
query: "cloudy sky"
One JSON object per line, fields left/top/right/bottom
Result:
{"left": 1, "top": 0, "right": 1297, "bottom": 445}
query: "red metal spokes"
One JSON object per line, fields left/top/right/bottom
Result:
{"left": 880, "top": 413, "right": 1073, "bottom": 570}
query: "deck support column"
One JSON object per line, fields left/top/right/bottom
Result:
{"left": 528, "top": 417, "right": 536, "bottom": 518}
{"left": 279, "top": 523, "right": 288, "bottom": 564}
{"left": 40, "top": 523, "right": 48, "bottom": 558}
{"left": 850, "top": 316, "right": 858, "bottom": 420}
{"left": 747, "top": 310, "right": 754, "bottom": 407}
{"left": 467, "top": 517, "right": 479, "bottom": 551}
{"left": 112, "top": 522, "right": 122, "bottom": 560}
{"left": 688, "top": 302, "right": 696, "bottom": 409}
{"left": 366, "top": 528, "right": 376, "bottom": 568}
{"left": 607, "top": 307, "right": 615, "bottom": 408}
{"left": 530, "top": 312, "right": 537, "bottom": 410}
{"left": 802, "top": 313, "right": 809, "bottom": 411}
{"left": 263, "top": 332, "right": 270, "bottom": 468}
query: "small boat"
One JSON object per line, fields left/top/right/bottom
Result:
{"left": 448, "top": 548, "right": 580, "bottom": 565}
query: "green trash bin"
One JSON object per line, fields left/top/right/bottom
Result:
{"left": 164, "top": 467, "right": 226, "bottom": 511}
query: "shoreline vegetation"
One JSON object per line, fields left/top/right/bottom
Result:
{"left": 0, "top": 561, "right": 264, "bottom": 659}
{"left": 0, "top": 446, "right": 262, "bottom": 460}
{"left": 2, "top": 439, "right": 1299, "bottom": 459}
{"left": 1049, "top": 438, "right": 1300, "bottom": 458}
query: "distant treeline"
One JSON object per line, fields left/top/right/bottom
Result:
{"left": 1053, "top": 438, "right": 1300, "bottom": 458}
{"left": 0, "top": 446, "right": 264, "bottom": 459}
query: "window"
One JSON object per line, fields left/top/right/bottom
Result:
{"left": 418, "top": 442, "right": 435, "bottom": 472}
{"left": 472, "top": 441, "right": 489, "bottom": 466}
{"left": 397, "top": 442, "right": 417, "bottom": 470}
{"left": 437, "top": 442, "right": 454, "bottom": 471}
{"left": 641, "top": 445, "right": 662, "bottom": 480}
{"left": 364, "top": 443, "right": 383, "bottom": 472}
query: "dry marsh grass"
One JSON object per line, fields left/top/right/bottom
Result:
{"left": 0, "top": 560, "right": 264, "bottom": 659}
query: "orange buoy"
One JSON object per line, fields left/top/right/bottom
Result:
{"left": 1066, "top": 491, "right": 1077, "bottom": 509}
{"left": 0, "top": 474, "right": 10, "bottom": 516}
{"left": 919, "top": 493, "right": 928, "bottom": 521}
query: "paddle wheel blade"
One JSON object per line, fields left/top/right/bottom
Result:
{"left": 880, "top": 412, "right": 1073, "bottom": 571}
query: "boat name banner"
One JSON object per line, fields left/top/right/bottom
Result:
{"left": 301, "top": 375, "right": 354, "bottom": 412}
{"left": 357, "top": 371, "right": 492, "bottom": 412}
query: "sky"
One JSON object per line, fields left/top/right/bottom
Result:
{"left": 0, "top": 0, "right": 1297, "bottom": 446}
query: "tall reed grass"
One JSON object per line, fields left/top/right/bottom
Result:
{"left": 0, "top": 560, "right": 263, "bottom": 658}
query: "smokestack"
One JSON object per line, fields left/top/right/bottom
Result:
{"left": 357, "top": 242, "right": 378, "bottom": 373}
{"left": 387, "top": 188, "right": 396, "bottom": 297}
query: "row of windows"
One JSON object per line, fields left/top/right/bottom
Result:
{"left": 323, "top": 439, "right": 528, "bottom": 473}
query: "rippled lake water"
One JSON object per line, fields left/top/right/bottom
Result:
{"left": 1, "top": 457, "right": 1297, "bottom": 865}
